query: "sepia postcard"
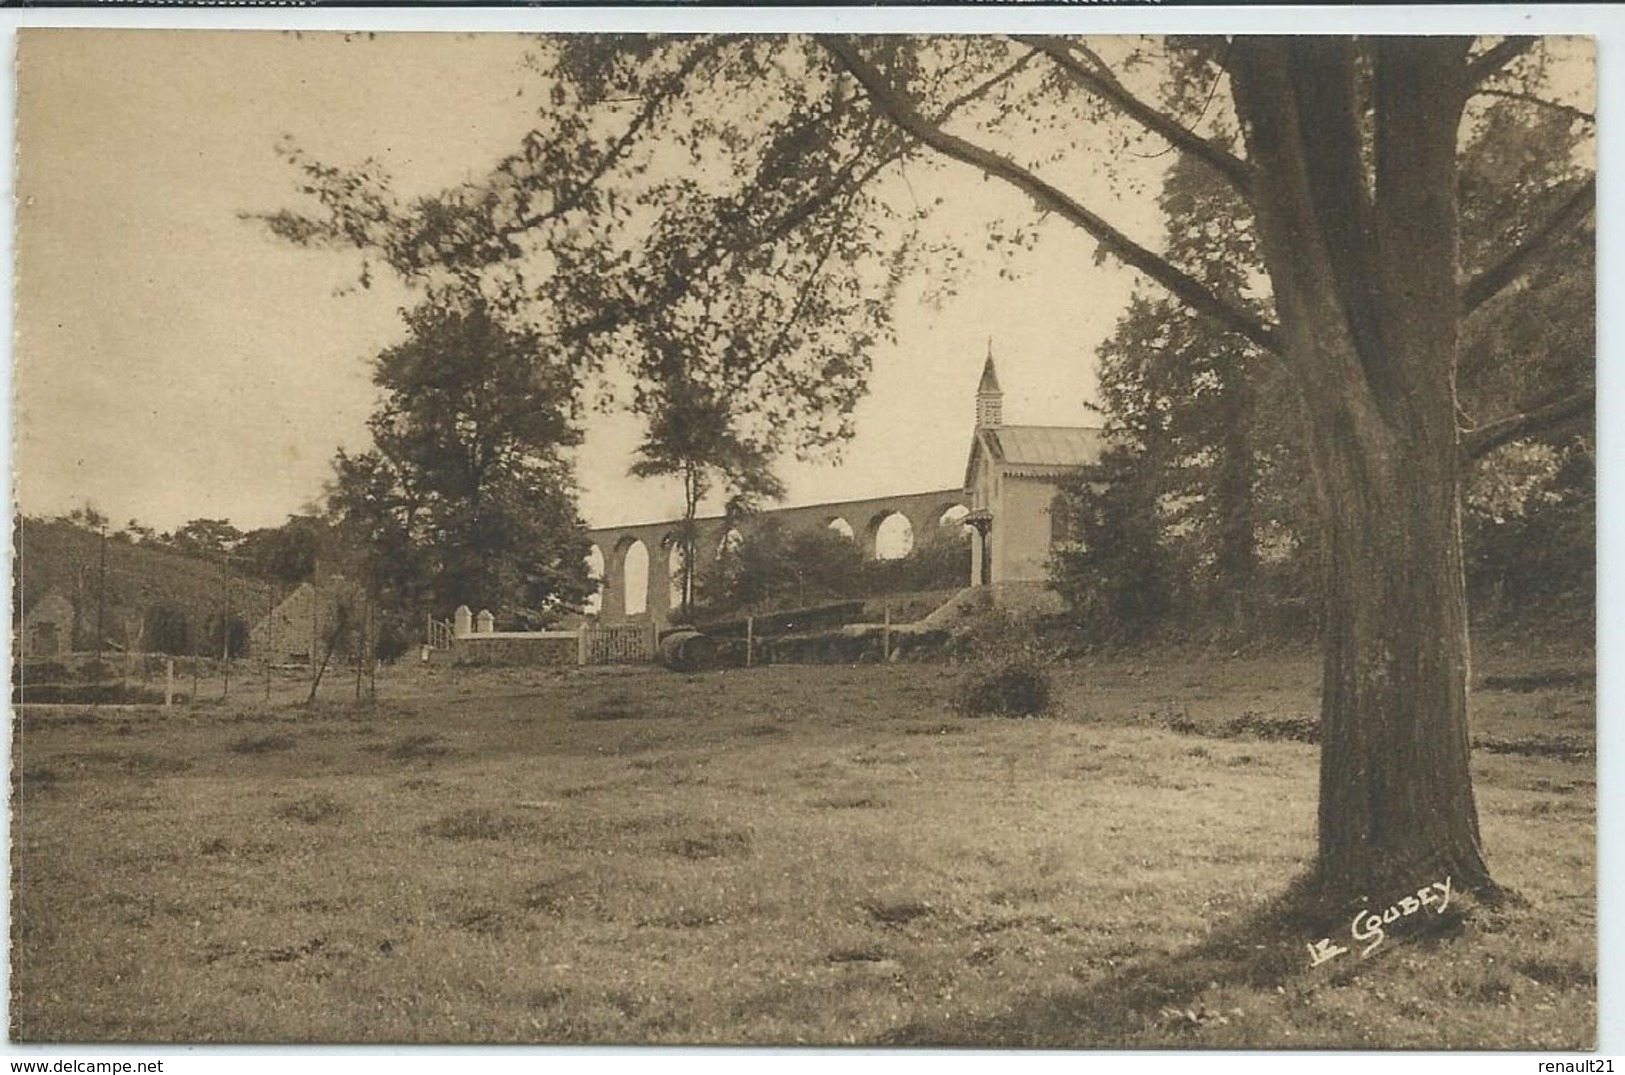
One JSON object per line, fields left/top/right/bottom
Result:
{"left": 5, "top": 12, "right": 1604, "bottom": 1061}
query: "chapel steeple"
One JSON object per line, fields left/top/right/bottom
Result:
{"left": 975, "top": 340, "right": 1003, "bottom": 430}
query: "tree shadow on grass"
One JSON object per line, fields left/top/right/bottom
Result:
{"left": 875, "top": 879, "right": 1475, "bottom": 1048}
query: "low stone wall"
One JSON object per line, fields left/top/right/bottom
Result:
{"left": 452, "top": 632, "right": 578, "bottom": 667}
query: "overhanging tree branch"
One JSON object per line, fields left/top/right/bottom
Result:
{"left": 1461, "top": 385, "right": 1594, "bottom": 460}
{"left": 1464, "top": 36, "right": 1537, "bottom": 87}
{"left": 821, "top": 37, "right": 1280, "bottom": 355}
{"left": 1016, "top": 35, "right": 1255, "bottom": 196}
{"left": 1473, "top": 87, "right": 1596, "bottom": 125}
{"left": 1462, "top": 176, "right": 1594, "bottom": 313}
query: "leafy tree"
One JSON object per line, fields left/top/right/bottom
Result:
{"left": 59, "top": 504, "right": 109, "bottom": 533}
{"left": 703, "top": 520, "right": 862, "bottom": 616}
{"left": 264, "top": 35, "right": 1593, "bottom": 902}
{"left": 236, "top": 515, "right": 323, "bottom": 586}
{"left": 1051, "top": 444, "right": 1175, "bottom": 640}
{"left": 326, "top": 291, "right": 592, "bottom": 628}
{"left": 123, "top": 519, "right": 159, "bottom": 546}
{"left": 164, "top": 518, "right": 245, "bottom": 561}
{"left": 143, "top": 603, "right": 192, "bottom": 656}
{"left": 630, "top": 374, "right": 786, "bottom": 619}
{"left": 702, "top": 520, "right": 966, "bottom": 618}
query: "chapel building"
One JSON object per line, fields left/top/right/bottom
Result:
{"left": 962, "top": 350, "right": 1104, "bottom": 588}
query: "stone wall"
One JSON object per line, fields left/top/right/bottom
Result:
{"left": 451, "top": 633, "right": 578, "bottom": 667}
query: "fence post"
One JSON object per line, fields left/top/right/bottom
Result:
{"left": 883, "top": 605, "right": 892, "bottom": 663}
{"left": 576, "top": 625, "right": 588, "bottom": 666}
{"left": 165, "top": 658, "right": 174, "bottom": 708}
{"left": 746, "top": 615, "right": 754, "bottom": 669}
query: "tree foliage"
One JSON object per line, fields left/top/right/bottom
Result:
{"left": 1056, "top": 91, "right": 1592, "bottom": 642}
{"left": 630, "top": 374, "right": 786, "bottom": 619}
{"left": 325, "top": 292, "right": 592, "bottom": 628}
{"left": 702, "top": 520, "right": 967, "bottom": 618}
{"left": 235, "top": 516, "right": 324, "bottom": 587}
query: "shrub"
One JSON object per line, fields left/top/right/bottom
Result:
{"left": 958, "top": 659, "right": 1052, "bottom": 717}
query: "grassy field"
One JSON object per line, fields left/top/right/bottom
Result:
{"left": 8, "top": 641, "right": 1595, "bottom": 1047}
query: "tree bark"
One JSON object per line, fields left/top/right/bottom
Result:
{"left": 1229, "top": 38, "right": 1494, "bottom": 901}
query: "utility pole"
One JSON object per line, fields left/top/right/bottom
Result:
{"left": 96, "top": 517, "right": 107, "bottom": 653}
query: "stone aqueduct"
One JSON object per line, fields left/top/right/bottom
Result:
{"left": 583, "top": 487, "right": 970, "bottom": 626}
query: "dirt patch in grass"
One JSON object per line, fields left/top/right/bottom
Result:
{"left": 573, "top": 692, "right": 647, "bottom": 721}
{"left": 447, "top": 905, "right": 511, "bottom": 936}
{"left": 13, "top": 763, "right": 63, "bottom": 793}
{"left": 1161, "top": 710, "right": 1593, "bottom": 760}
{"left": 809, "top": 793, "right": 887, "bottom": 810}
{"left": 198, "top": 835, "right": 282, "bottom": 859}
{"left": 276, "top": 793, "right": 348, "bottom": 825}
{"left": 1163, "top": 710, "right": 1321, "bottom": 743}
{"left": 1474, "top": 735, "right": 1593, "bottom": 760}
{"left": 362, "top": 733, "right": 453, "bottom": 762}
{"left": 421, "top": 809, "right": 535, "bottom": 841}
{"left": 1515, "top": 957, "right": 1595, "bottom": 989}
{"left": 1481, "top": 670, "right": 1590, "bottom": 692}
{"left": 228, "top": 732, "right": 298, "bottom": 755}
{"left": 863, "top": 898, "right": 934, "bottom": 926}
{"left": 661, "top": 828, "right": 753, "bottom": 860}
{"left": 637, "top": 907, "right": 726, "bottom": 929}
{"left": 56, "top": 750, "right": 193, "bottom": 776}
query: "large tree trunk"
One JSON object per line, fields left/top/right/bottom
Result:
{"left": 1229, "top": 38, "right": 1494, "bottom": 900}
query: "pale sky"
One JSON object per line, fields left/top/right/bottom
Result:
{"left": 10, "top": 29, "right": 1160, "bottom": 534}
{"left": 6, "top": 23, "right": 1601, "bottom": 536}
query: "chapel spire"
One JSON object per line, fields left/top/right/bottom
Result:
{"left": 975, "top": 340, "right": 1003, "bottom": 430}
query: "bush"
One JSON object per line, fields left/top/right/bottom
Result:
{"left": 958, "top": 659, "right": 1053, "bottom": 717}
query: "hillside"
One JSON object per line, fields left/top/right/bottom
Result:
{"left": 14, "top": 517, "right": 276, "bottom": 655}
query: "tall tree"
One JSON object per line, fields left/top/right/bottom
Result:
{"left": 326, "top": 291, "right": 592, "bottom": 628}
{"left": 262, "top": 34, "right": 1593, "bottom": 903}
{"left": 629, "top": 373, "right": 785, "bottom": 619}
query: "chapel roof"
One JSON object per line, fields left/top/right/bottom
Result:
{"left": 964, "top": 424, "right": 1106, "bottom": 489}
{"left": 981, "top": 425, "right": 1105, "bottom": 468}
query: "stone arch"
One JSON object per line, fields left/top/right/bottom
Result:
{"left": 717, "top": 527, "right": 744, "bottom": 560}
{"left": 938, "top": 503, "right": 971, "bottom": 531}
{"left": 584, "top": 544, "right": 605, "bottom": 616}
{"left": 618, "top": 537, "right": 649, "bottom": 617}
{"left": 869, "top": 510, "right": 914, "bottom": 561}
{"left": 665, "top": 535, "right": 690, "bottom": 613}
{"left": 826, "top": 516, "right": 855, "bottom": 541}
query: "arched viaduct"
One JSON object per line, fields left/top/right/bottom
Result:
{"left": 583, "top": 487, "right": 970, "bottom": 626}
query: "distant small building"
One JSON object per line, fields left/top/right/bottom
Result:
{"left": 962, "top": 350, "right": 1104, "bottom": 587}
{"left": 20, "top": 590, "right": 75, "bottom": 658}
{"left": 248, "top": 578, "right": 363, "bottom": 664}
